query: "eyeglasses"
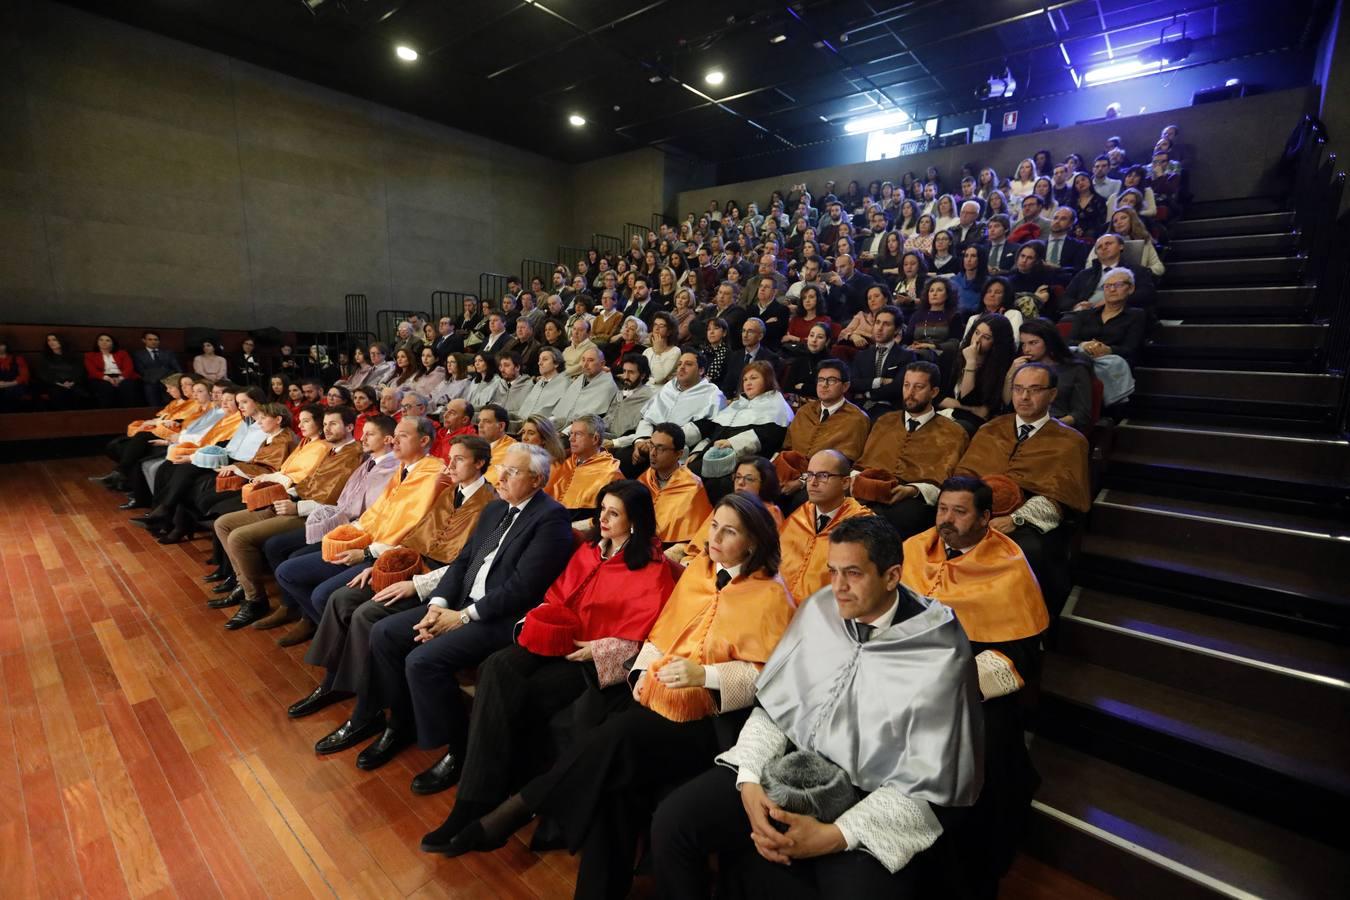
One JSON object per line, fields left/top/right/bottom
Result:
{"left": 399, "top": 404, "right": 421, "bottom": 412}
{"left": 803, "top": 471, "right": 845, "bottom": 482}
{"left": 648, "top": 443, "right": 676, "bottom": 454}
{"left": 1011, "top": 385, "right": 1052, "bottom": 396}
{"left": 1103, "top": 281, "right": 1132, "bottom": 290}
{"left": 732, "top": 473, "right": 761, "bottom": 485}
{"left": 816, "top": 376, "right": 844, "bottom": 386}
{"left": 498, "top": 465, "right": 530, "bottom": 480}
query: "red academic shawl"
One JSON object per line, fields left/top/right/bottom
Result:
{"left": 431, "top": 422, "right": 476, "bottom": 461}
{"left": 539, "top": 540, "right": 676, "bottom": 641}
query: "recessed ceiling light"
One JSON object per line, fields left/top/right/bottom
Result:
{"left": 705, "top": 70, "right": 725, "bottom": 86}
{"left": 569, "top": 114, "right": 586, "bottom": 127}
{"left": 648, "top": 74, "right": 663, "bottom": 83}
{"left": 395, "top": 45, "right": 418, "bottom": 62}
{"left": 770, "top": 34, "right": 786, "bottom": 44}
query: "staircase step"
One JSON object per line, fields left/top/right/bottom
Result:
{"left": 1142, "top": 323, "right": 1327, "bottom": 370}
{"left": 1028, "top": 739, "right": 1350, "bottom": 900}
{"left": 1108, "top": 420, "right": 1350, "bottom": 501}
{"left": 1183, "top": 197, "right": 1287, "bottom": 218}
{"left": 1165, "top": 233, "right": 1300, "bottom": 261}
{"left": 1131, "top": 367, "right": 1343, "bottom": 424}
{"left": 1060, "top": 587, "right": 1350, "bottom": 724}
{"left": 1038, "top": 652, "right": 1350, "bottom": 843}
{"left": 1082, "top": 489, "right": 1350, "bottom": 625}
{"left": 1161, "top": 256, "right": 1306, "bottom": 286}
{"left": 1169, "top": 211, "right": 1296, "bottom": 239}
{"left": 1154, "top": 284, "right": 1316, "bottom": 320}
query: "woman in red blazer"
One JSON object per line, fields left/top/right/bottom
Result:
{"left": 83, "top": 333, "right": 141, "bottom": 407}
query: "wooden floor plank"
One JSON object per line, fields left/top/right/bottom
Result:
{"left": 4, "top": 456, "right": 1109, "bottom": 900}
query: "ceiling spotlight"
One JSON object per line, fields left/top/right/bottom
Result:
{"left": 770, "top": 34, "right": 787, "bottom": 44}
{"left": 395, "top": 45, "right": 418, "bottom": 62}
{"left": 705, "top": 70, "right": 725, "bottom": 86}
{"left": 568, "top": 114, "right": 586, "bottom": 127}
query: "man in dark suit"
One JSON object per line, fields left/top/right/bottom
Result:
{"left": 949, "top": 200, "right": 985, "bottom": 248}
{"left": 1062, "top": 233, "right": 1157, "bottom": 317}
{"left": 719, "top": 317, "right": 782, "bottom": 397}
{"left": 693, "top": 281, "right": 749, "bottom": 350}
{"left": 132, "top": 330, "right": 180, "bottom": 405}
{"left": 848, "top": 305, "right": 916, "bottom": 418}
{"left": 314, "top": 443, "right": 573, "bottom": 794}
{"left": 822, "top": 253, "right": 876, "bottom": 320}
{"left": 745, "top": 278, "right": 790, "bottom": 349}
{"left": 623, "top": 276, "right": 659, "bottom": 327}
{"left": 1042, "top": 207, "right": 1090, "bottom": 284}
{"left": 981, "top": 215, "right": 1021, "bottom": 274}
{"left": 431, "top": 316, "right": 459, "bottom": 359}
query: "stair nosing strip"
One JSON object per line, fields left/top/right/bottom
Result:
{"left": 1029, "top": 800, "right": 1265, "bottom": 900}
{"left": 1094, "top": 499, "right": 1350, "bottom": 543}
{"left": 1060, "top": 613, "right": 1350, "bottom": 692}
{"left": 1114, "top": 423, "right": 1349, "bottom": 446}
{"left": 1136, "top": 367, "right": 1339, "bottom": 379}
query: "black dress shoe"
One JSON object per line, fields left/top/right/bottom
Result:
{"left": 225, "top": 600, "right": 269, "bottom": 629}
{"left": 287, "top": 686, "right": 353, "bottom": 719}
{"left": 355, "top": 727, "right": 415, "bottom": 771}
{"left": 129, "top": 515, "right": 166, "bottom": 530}
{"left": 410, "top": 751, "right": 462, "bottom": 794}
{"left": 207, "top": 587, "right": 244, "bottom": 609}
{"left": 420, "top": 802, "right": 493, "bottom": 855}
{"left": 212, "top": 576, "right": 238, "bottom": 595}
{"left": 118, "top": 498, "right": 145, "bottom": 511}
{"left": 157, "top": 527, "right": 195, "bottom": 544}
{"left": 315, "top": 713, "right": 386, "bottom": 755}
{"left": 203, "top": 567, "right": 229, "bottom": 583}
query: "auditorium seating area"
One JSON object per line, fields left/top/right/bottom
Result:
{"left": 5, "top": 73, "right": 1344, "bottom": 900}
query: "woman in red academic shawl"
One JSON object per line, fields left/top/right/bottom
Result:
{"left": 423, "top": 479, "right": 676, "bottom": 850}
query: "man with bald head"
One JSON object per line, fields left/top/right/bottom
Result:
{"left": 776, "top": 448, "right": 875, "bottom": 600}
{"left": 551, "top": 346, "right": 617, "bottom": 430}
{"left": 823, "top": 252, "right": 876, "bottom": 319}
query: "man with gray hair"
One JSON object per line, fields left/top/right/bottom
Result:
{"left": 551, "top": 346, "right": 618, "bottom": 431}
{"left": 1063, "top": 232, "right": 1156, "bottom": 314}
{"left": 515, "top": 347, "right": 569, "bottom": 428}
{"left": 334, "top": 442, "right": 573, "bottom": 794}
{"left": 950, "top": 200, "right": 985, "bottom": 248}
{"left": 552, "top": 413, "right": 621, "bottom": 516}
{"left": 563, "top": 317, "right": 598, "bottom": 378}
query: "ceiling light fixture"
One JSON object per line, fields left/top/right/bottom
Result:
{"left": 1083, "top": 58, "right": 1153, "bottom": 85}
{"left": 705, "top": 70, "right": 725, "bottom": 86}
{"left": 568, "top": 114, "right": 586, "bottom": 127}
{"left": 770, "top": 34, "right": 787, "bottom": 44}
{"left": 842, "top": 109, "right": 910, "bottom": 134}
{"left": 395, "top": 45, "right": 418, "bottom": 62}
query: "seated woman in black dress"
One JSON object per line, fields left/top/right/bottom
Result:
{"left": 419, "top": 480, "right": 676, "bottom": 854}
{"left": 700, "top": 317, "right": 732, "bottom": 389}
{"left": 441, "top": 493, "right": 795, "bottom": 900}
{"left": 35, "top": 332, "right": 89, "bottom": 410}
{"left": 1069, "top": 267, "right": 1148, "bottom": 407}
{"left": 940, "top": 312, "right": 1017, "bottom": 434}
{"left": 906, "top": 278, "right": 961, "bottom": 356}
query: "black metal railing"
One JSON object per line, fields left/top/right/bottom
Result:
{"left": 479, "top": 272, "right": 512, "bottom": 307}
{"left": 592, "top": 233, "right": 621, "bottom": 258}
{"left": 430, "top": 290, "right": 475, "bottom": 323}
{"left": 557, "top": 246, "right": 589, "bottom": 270}
{"left": 374, "top": 309, "right": 431, "bottom": 346}
{"left": 650, "top": 212, "right": 676, "bottom": 233}
{"left": 344, "top": 293, "right": 369, "bottom": 340}
{"left": 520, "top": 258, "right": 556, "bottom": 293}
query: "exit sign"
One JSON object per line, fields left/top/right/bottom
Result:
{"left": 1002, "top": 110, "right": 1019, "bottom": 131}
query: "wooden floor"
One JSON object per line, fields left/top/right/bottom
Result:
{"left": 0, "top": 455, "right": 1114, "bottom": 899}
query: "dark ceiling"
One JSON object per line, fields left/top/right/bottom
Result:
{"left": 55, "top": 0, "right": 1327, "bottom": 165}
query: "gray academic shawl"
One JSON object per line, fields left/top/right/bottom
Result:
{"left": 754, "top": 586, "right": 984, "bottom": 807}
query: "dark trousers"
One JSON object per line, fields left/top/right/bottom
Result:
{"left": 305, "top": 584, "right": 422, "bottom": 694}
{"left": 652, "top": 766, "right": 922, "bottom": 900}
{"left": 520, "top": 703, "right": 720, "bottom": 900}
{"left": 141, "top": 380, "right": 168, "bottom": 407}
{"left": 154, "top": 463, "right": 211, "bottom": 510}
{"left": 363, "top": 605, "right": 514, "bottom": 751}
{"left": 452, "top": 646, "right": 590, "bottom": 813}
{"left": 1010, "top": 524, "right": 1072, "bottom": 615}
{"left": 263, "top": 528, "right": 315, "bottom": 574}
{"left": 866, "top": 496, "right": 937, "bottom": 540}
{"left": 273, "top": 552, "right": 367, "bottom": 622}
{"left": 106, "top": 431, "right": 156, "bottom": 471}
{"left": 91, "top": 378, "right": 141, "bottom": 408}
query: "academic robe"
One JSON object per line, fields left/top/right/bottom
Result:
{"left": 777, "top": 498, "right": 875, "bottom": 601}
{"left": 293, "top": 442, "right": 364, "bottom": 505}
{"left": 548, "top": 451, "right": 622, "bottom": 509}
{"left": 955, "top": 415, "right": 1091, "bottom": 514}
{"left": 638, "top": 554, "right": 795, "bottom": 722}
{"left": 355, "top": 455, "right": 448, "bottom": 545}
{"left": 485, "top": 434, "right": 518, "bottom": 485}
{"left": 680, "top": 503, "right": 783, "bottom": 566}
{"left": 233, "top": 429, "right": 296, "bottom": 477}
{"left": 401, "top": 480, "right": 496, "bottom": 566}
{"left": 431, "top": 423, "right": 477, "bottom": 461}
{"left": 638, "top": 465, "right": 714, "bottom": 544}
{"left": 780, "top": 399, "right": 871, "bottom": 463}
{"left": 269, "top": 437, "right": 331, "bottom": 487}
{"left": 604, "top": 383, "right": 656, "bottom": 438}
{"left": 856, "top": 411, "right": 969, "bottom": 485}
{"left": 127, "top": 398, "right": 192, "bottom": 437}
{"left": 535, "top": 540, "right": 675, "bottom": 642}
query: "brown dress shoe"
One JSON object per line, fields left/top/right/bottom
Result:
{"left": 253, "top": 605, "right": 301, "bottom": 630}
{"left": 277, "top": 618, "right": 317, "bottom": 647}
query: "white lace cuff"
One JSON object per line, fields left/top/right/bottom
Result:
{"left": 975, "top": 649, "right": 1024, "bottom": 700}
{"left": 715, "top": 707, "right": 787, "bottom": 786}
{"left": 834, "top": 788, "right": 943, "bottom": 873}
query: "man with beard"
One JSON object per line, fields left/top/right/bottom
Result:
{"left": 850, "top": 362, "right": 969, "bottom": 539}
{"left": 603, "top": 353, "right": 656, "bottom": 440}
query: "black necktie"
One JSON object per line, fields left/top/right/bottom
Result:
{"left": 462, "top": 507, "right": 520, "bottom": 599}
{"left": 856, "top": 622, "right": 874, "bottom": 644}
{"left": 945, "top": 545, "right": 963, "bottom": 560}
{"left": 745, "top": 352, "right": 754, "bottom": 366}
{"left": 816, "top": 513, "right": 829, "bottom": 534}
{"left": 907, "top": 417, "right": 919, "bottom": 433}
{"left": 820, "top": 408, "right": 830, "bottom": 424}
{"left": 715, "top": 568, "right": 732, "bottom": 591}
{"left": 149, "top": 350, "right": 156, "bottom": 361}
{"left": 363, "top": 457, "right": 376, "bottom": 473}
{"left": 454, "top": 488, "right": 464, "bottom": 509}
{"left": 399, "top": 466, "right": 408, "bottom": 482}
{"left": 1018, "top": 423, "right": 1033, "bottom": 443}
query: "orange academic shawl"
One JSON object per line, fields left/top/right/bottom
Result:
{"left": 781, "top": 399, "right": 871, "bottom": 462}
{"left": 681, "top": 502, "right": 784, "bottom": 566}
{"left": 401, "top": 480, "right": 496, "bottom": 564}
{"left": 778, "top": 498, "right": 875, "bottom": 601}
{"left": 900, "top": 527, "right": 1048, "bottom": 643}
{"left": 549, "top": 450, "right": 622, "bottom": 509}
{"left": 638, "top": 465, "right": 714, "bottom": 544}
{"left": 485, "top": 435, "right": 519, "bottom": 485}
{"left": 955, "top": 415, "right": 1091, "bottom": 513}
{"left": 294, "top": 441, "right": 364, "bottom": 505}
{"left": 856, "top": 411, "right": 969, "bottom": 485}
{"left": 235, "top": 429, "right": 296, "bottom": 477}
{"left": 153, "top": 400, "right": 211, "bottom": 440}
{"left": 127, "top": 398, "right": 192, "bottom": 437}
{"left": 356, "top": 455, "right": 448, "bottom": 546}
{"left": 274, "top": 438, "right": 331, "bottom": 486}
{"left": 639, "top": 555, "right": 795, "bottom": 722}
{"left": 199, "top": 411, "right": 243, "bottom": 448}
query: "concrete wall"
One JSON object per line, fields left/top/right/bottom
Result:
{"left": 679, "top": 87, "right": 1318, "bottom": 220}
{"left": 568, "top": 148, "right": 666, "bottom": 252}
{"left": 0, "top": 0, "right": 571, "bottom": 332}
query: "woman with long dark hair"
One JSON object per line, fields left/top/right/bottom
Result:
{"left": 36, "top": 332, "right": 88, "bottom": 409}
{"left": 1007, "top": 318, "right": 1094, "bottom": 430}
{"left": 941, "top": 312, "right": 1017, "bottom": 434}
{"left": 441, "top": 492, "right": 794, "bottom": 900}
{"left": 86, "top": 333, "right": 142, "bottom": 407}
